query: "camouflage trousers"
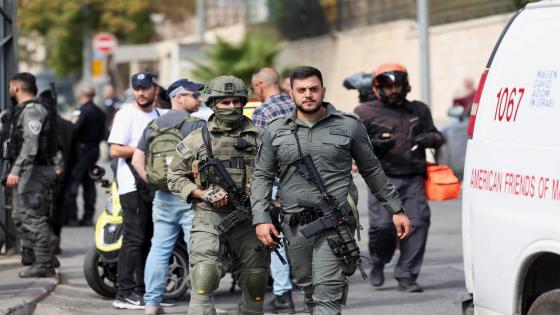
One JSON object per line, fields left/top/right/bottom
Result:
{"left": 11, "top": 166, "right": 55, "bottom": 267}
{"left": 188, "top": 209, "right": 270, "bottom": 315}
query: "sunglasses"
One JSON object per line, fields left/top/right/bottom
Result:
{"left": 177, "top": 91, "right": 201, "bottom": 100}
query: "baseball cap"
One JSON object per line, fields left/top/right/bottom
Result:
{"left": 167, "top": 79, "right": 204, "bottom": 98}
{"left": 131, "top": 72, "right": 158, "bottom": 89}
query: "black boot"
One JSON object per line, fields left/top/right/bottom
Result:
{"left": 397, "top": 278, "right": 423, "bottom": 293}
{"left": 52, "top": 256, "right": 61, "bottom": 268}
{"left": 265, "top": 290, "right": 295, "bottom": 314}
{"left": 21, "top": 247, "right": 35, "bottom": 266}
{"left": 369, "top": 264, "right": 385, "bottom": 287}
{"left": 18, "top": 264, "right": 56, "bottom": 278}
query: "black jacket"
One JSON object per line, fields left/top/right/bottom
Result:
{"left": 74, "top": 101, "right": 106, "bottom": 146}
{"left": 354, "top": 99, "right": 444, "bottom": 176}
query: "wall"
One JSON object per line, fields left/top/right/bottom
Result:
{"left": 275, "top": 13, "right": 513, "bottom": 123}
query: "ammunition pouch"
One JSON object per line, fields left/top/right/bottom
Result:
{"left": 214, "top": 209, "right": 250, "bottom": 234}
{"left": 288, "top": 208, "right": 319, "bottom": 227}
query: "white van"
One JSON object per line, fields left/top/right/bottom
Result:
{"left": 461, "top": 1, "right": 560, "bottom": 315}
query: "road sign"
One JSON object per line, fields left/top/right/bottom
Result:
{"left": 92, "top": 32, "right": 118, "bottom": 55}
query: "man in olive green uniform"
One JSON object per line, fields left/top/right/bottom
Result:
{"left": 168, "top": 76, "right": 270, "bottom": 315}
{"left": 251, "top": 66, "right": 412, "bottom": 315}
{"left": 6, "top": 73, "right": 57, "bottom": 278}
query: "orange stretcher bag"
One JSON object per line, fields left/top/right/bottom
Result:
{"left": 425, "top": 164, "right": 461, "bottom": 201}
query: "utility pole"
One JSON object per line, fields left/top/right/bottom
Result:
{"left": 82, "top": 2, "right": 92, "bottom": 84}
{"left": 196, "top": 0, "right": 205, "bottom": 43}
{"left": 418, "top": 0, "right": 431, "bottom": 106}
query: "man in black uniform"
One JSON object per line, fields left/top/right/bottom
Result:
{"left": 66, "top": 85, "right": 106, "bottom": 226}
{"left": 354, "top": 63, "right": 444, "bottom": 292}
{"left": 38, "top": 89, "right": 76, "bottom": 254}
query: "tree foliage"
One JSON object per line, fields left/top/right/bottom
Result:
{"left": 191, "top": 32, "right": 284, "bottom": 85}
{"left": 18, "top": 0, "right": 196, "bottom": 76}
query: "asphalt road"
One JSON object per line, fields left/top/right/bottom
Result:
{"left": 34, "top": 174, "right": 465, "bottom": 315}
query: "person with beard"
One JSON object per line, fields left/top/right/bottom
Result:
{"left": 108, "top": 72, "right": 161, "bottom": 310}
{"left": 5, "top": 72, "right": 58, "bottom": 277}
{"left": 252, "top": 66, "right": 411, "bottom": 314}
{"left": 168, "top": 76, "right": 270, "bottom": 315}
{"left": 354, "top": 63, "right": 444, "bottom": 293}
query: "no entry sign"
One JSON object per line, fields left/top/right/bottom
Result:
{"left": 92, "top": 32, "right": 118, "bottom": 55}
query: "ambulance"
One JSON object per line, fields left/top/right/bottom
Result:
{"left": 461, "top": 1, "right": 560, "bottom": 314}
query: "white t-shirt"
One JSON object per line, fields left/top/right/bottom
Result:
{"left": 108, "top": 104, "right": 160, "bottom": 195}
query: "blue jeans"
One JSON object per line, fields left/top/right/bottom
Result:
{"left": 271, "top": 185, "right": 292, "bottom": 295}
{"left": 144, "top": 191, "right": 194, "bottom": 306}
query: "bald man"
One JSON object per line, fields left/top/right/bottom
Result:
{"left": 66, "top": 84, "right": 106, "bottom": 226}
{"left": 251, "top": 67, "right": 295, "bottom": 129}
{"left": 250, "top": 68, "right": 296, "bottom": 313}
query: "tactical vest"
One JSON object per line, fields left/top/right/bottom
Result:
{"left": 200, "top": 130, "right": 258, "bottom": 195}
{"left": 9, "top": 99, "right": 58, "bottom": 164}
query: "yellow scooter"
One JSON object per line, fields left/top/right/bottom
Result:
{"left": 82, "top": 165, "right": 189, "bottom": 300}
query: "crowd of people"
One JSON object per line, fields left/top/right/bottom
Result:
{"left": 2, "top": 62, "right": 444, "bottom": 315}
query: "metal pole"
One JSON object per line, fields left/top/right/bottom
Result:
{"left": 196, "top": 0, "right": 205, "bottom": 44}
{"left": 417, "top": 0, "right": 431, "bottom": 106}
{"left": 82, "top": 2, "right": 92, "bottom": 84}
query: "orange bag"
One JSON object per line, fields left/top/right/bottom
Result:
{"left": 425, "top": 164, "right": 461, "bottom": 201}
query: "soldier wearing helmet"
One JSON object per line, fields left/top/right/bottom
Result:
{"left": 168, "top": 76, "right": 270, "bottom": 314}
{"left": 354, "top": 63, "right": 444, "bottom": 293}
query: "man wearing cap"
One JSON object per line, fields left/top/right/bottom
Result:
{"left": 108, "top": 72, "right": 161, "bottom": 309}
{"left": 131, "top": 79, "right": 206, "bottom": 315}
{"left": 168, "top": 76, "right": 270, "bottom": 315}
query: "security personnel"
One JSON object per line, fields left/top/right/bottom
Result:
{"left": 168, "top": 76, "right": 270, "bottom": 315}
{"left": 66, "top": 85, "right": 106, "bottom": 226}
{"left": 251, "top": 66, "right": 412, "bottom": 314}
{"left": 354, "top": 63, "right": 444, "bottom": 292}
{"left": 6, "top": 72, "right": 57, "bottom": 277}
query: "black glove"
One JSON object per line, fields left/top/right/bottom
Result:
{"left": 414, "top": 133, "right": 435, "bottom": 148}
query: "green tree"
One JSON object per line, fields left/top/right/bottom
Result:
{"left": 191, "top": 32, "right": 284, "bottom": 85}
{"left": 18, "top": 0, "right": 196, "bottom": 76}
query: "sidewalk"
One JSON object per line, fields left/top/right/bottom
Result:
{"left": 0, "top": 254, "right": 60, "bottom": 315}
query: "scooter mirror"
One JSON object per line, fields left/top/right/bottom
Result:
{"left": 89, "top": 165, "right": 106, "bottom": 180}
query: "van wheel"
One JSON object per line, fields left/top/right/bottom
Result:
{"left": 528, "top": 289, "right": 560, "bottom": 315}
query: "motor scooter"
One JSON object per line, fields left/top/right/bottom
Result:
{"left": 83, "top": 165, "right": 189, "bottom": 300}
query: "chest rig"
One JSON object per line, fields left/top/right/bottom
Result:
{"left": 195, "top": 126, "right": 258, "bottom": 194}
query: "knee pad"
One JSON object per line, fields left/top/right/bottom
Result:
{"left": 190, "top": 263, "right": 221, "bottom": 295}
{"left": 239, "top": 269, "right": 268, "bottom": 302}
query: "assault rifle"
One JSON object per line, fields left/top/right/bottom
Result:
{"left": 199, "top": 126, "right": 286, "bottom": 264}
{"left": 291, "top": 154, "right": 367, "bottom": 279}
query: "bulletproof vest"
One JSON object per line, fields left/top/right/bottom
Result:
{"left": 203, "top": 130, "right": 258, "bottom": 194}
{"left": 8, "top": 99, "right": 58, "bottom": 164}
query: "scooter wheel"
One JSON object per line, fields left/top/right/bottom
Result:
{"left": 83, "top": 245, "right": 118, "bottom": 298}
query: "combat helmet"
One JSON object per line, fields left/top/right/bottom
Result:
{"left": 202, "top": 75, "right": 248, "bottom": 107}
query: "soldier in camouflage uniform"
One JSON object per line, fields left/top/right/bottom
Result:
{"left": 5, "top": 73, "right": 57, "bottom": 278}
{"left": 251, "top": 66, "right": 412, "bottom": 314}
{"left": 168, "top": 76, "right": 270, "bottom": 315}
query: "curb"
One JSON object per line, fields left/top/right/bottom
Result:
{"left": 0, "top": 273, "right": 61, "bottom": 315}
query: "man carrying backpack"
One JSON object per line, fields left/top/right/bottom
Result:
{"left": 131, "top": 78, "right": 206, "bottom": 315}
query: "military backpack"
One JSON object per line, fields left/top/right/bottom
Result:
{"left": 145, "top": 117, "right": 194, "bottom": 191}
